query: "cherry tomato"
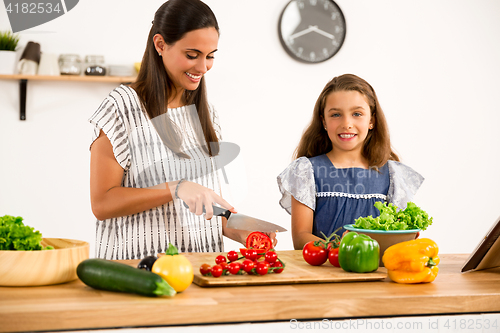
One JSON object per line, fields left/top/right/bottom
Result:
{"left": 241, "top": 259, "right": 255, "bottom": 273}
{"left": 264, "top": 250, "right": 278, "bottom": 264}
{"left": 219, "top": 262, "right": 228, "bottom": 272}
{"left": 211, "top": 265, "right": 223, "bottom": 278}
{"left": 227, "top": 250, "right": 239, "bottom": 262}
{"left": 302, "top": 241, "right": 328, "bottom": 266}
{"left": 244, "top": 248, "right": 259, "bottom": 261}
{"left": 328, "top": 247, "right": 340, "bottom": 267}
{"left": 228, "top": 262, "right": 241, "bottom": 275}
{"left": 199, "top": 263, "right": 211, "bottom": 276}
{"left": 256, "top": 261, "right": 270, "bottom": 275}
{"left": 215, "top": 255, "right": 227, "bottom": 265}
{"left": 271, "top": 261, "right": 284, "bottom": 273}
{"left": 246, "top": 232, "right": 273, "bottom": 253}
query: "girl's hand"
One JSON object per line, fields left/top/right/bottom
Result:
{"left": 171, "top": 180, "right": 236, "bottom": 220}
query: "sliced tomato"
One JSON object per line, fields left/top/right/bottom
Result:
{"left": 246, "top": 232, "right": 273, "bottom": 253}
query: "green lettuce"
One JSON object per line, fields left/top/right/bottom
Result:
{"left": 353, "top": 201, "right": 433, "bottom": 231}
{"left": 0, "top": 215, "right": 53, "bottom": 251}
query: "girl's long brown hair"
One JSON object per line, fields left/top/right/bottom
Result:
{"left": 294, "top": 74, "right": 399, "bottom": 168}
{"left": 131, "top": 0, "right": 219, "bottom": 157}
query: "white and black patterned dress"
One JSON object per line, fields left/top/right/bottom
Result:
{"left": 277, "top": 155, "right": 424, "bottom": 238}
{"left": 89, "top": 85, "right": 224, "bottom": 259}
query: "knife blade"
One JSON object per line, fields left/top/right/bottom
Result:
{"left": 210, "top": 205, "right": 287, "bottom": 233}
{"left": 182, "top": 202, "right": 287, "bottom": 232}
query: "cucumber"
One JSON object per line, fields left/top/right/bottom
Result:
{"left": 77, "top": 258, "right": 176, "bottom": 297}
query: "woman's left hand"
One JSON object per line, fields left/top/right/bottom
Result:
{"left": 261, "top": 232, "right": 278, "bottom": 248}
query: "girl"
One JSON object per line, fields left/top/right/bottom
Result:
{"left": 277, "top": 74, "right": 423, "bottom": 250}
{"left": 89, "top": 0, "right": 275, "bottom": 260}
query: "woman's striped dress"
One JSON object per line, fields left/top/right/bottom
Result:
{"left": 89, "top": 85, "right": 224, "bottom": 259}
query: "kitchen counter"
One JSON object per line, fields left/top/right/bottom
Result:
{"left": 1, "top": 252, "right": 499, "bottom": 332}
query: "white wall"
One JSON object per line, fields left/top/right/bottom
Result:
{"left": 1, "top": 0, "right": 499, "bottom": 257}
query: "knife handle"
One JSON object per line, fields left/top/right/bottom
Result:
{"left": 182, "top": 201, "right": 232, "bottom": 219}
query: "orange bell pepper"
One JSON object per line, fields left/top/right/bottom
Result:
{"left": 382, "top": 238, "right": 439, "bottom": 284}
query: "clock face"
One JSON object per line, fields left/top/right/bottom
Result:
{"left": 278, "top": 0, "right": 346, "bottom": 63}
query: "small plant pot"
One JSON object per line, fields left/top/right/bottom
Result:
{"left": 0, "top": 50, "right": 17, "bottom": 74}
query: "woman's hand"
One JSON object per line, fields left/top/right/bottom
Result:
{"left": 262, "top": 232, "right": 278, "bottom": 248}
{"left": 222, "top": 228, "right": 278, "bottom": 248}
{"left": 172, "top": 180, "right": 236, "bottom": 220}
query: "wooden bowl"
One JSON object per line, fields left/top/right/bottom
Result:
{"left": 0, "top": 238, "right": 89, "bottom": 286}
{"left": 343, "top": 225, "right": 420, "bottom": 266}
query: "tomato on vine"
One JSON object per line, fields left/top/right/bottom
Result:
{"left": 199, "top": 263, "right": 211, "bottom": 276}
{"left": 303, "top": 241, "right": 329, "bottom": 266}
{"left": 241, "top": 259, "right": 255, "bottom": 273}
{"left": 228, "top": 262, "right": 241, "bottom": 275}
{"left": 264, "top": 250, "right": 278, "bottom": 264}
{"left": 328, "top": 247, "right": 340, "bottom": 267}
{"left": 227, "top": 250, "right": 239, "bottom": 262}
{"left": 271, "top": 261, "right": 284, "bottom": 273}
{"left": 256, "top": 261, "right": 270, "bottom": 275}
{"left": 215, "top": 255, "right": 227, "bottom": 265}
{"left": 211, "top": 265, "right": 223, "bottom": 278}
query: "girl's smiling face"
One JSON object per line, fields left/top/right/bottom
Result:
{"left": 155, "top": 27, "right": 219, "bottom": 100}
{"left": 323, "top": 90, "right": 374, "bottom": 156}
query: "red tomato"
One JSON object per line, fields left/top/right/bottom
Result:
{"left": 271, "top": 261, "right": 284, "bottom": 273}
{"left": 246, "top": 232, "right": 273, "bottom": 252}
{"left": 227, "top": 250, "right": 239, "bottom": 262}
{"left": 302, "top": 241, "right": 328, "bottom": 266}
{"left": 215, "top": 255, "right": 227, "bottom": 265}
{"left": 264, "top": 251, "right": 278, "bottom": 264}
{"left": 199, "top": 263, "right": 211, "bottom": 276}
{"left": 228, "top": 262, "right": 241, "bottom": 275}
{"left": 241, "top": 259, "right": 255, "bottom": 273}
{"left": 219, "top": 262, "right": 228, "bottom": 271}
{"left": 328, "top": 247, "right": 340, "bottom": 267}
{"left": 244, "top": 248, "right": 259, "bottom": 261}
{"left": 256, "top": 261, "right": 270, "bottom": 275}
{"left": 211, "top": 265, "right": 223, "bottom": 278}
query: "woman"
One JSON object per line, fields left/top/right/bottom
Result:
{"left": 89, "top": 0, "right": 273, "bottom": 260}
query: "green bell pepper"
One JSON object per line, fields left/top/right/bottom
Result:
{"left": 338, "top": 232, "right": 379, "bottom": 273}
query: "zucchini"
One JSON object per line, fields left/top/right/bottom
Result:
{"left": 77, "top": 258, "right": 176, "bottom": 297}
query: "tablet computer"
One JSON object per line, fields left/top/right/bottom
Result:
{"left": 461, "top": 215, "right": 500, "bottom": 273}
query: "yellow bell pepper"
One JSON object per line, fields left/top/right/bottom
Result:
{"left": 382, "top": 238, "right": 439, "bottom": 284}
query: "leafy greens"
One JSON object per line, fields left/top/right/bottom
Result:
{"left": 353, "top": 201, "right": 433, "bottom": 231}
{"left": 0, "top": 215, "right": 53, "bottom": 251}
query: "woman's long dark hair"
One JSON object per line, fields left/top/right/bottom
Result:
{"left": 294, "top": 74, "right": 399, "bottom": 168}
{"left": 131, "top": 0, "right": 219, "bottom": 156}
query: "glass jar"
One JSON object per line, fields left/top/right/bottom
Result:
{"left": 58, "top": 54, "right": 81, "bottom": 75}
{"left": 84, "top": 55, "right": 106, "bottom": 76}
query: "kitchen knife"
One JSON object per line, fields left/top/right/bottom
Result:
{"left": 182, "top": 202, "right": 287, "bottom": 233}
{"left": 216, "top": 206, "right": 288, "bottom": 233}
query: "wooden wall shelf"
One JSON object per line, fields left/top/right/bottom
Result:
{"left": 0, "top": 74, "right": 137, "bottom": 120}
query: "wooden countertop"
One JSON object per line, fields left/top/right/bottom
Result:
{"left": 1, "top": 252, "right": 499, "bottom": 332}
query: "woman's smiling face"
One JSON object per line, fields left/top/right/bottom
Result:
{"left": 155, "top": 27, "right": 219, "bottom": 95}
{"left": 323, "top": 90, "right": 374, "bottom": 155}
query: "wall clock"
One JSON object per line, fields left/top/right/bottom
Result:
{"left": 278, "top": 0, "right": 346, "bottom": 63}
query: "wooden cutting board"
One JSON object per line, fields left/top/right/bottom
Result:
{"left": 183, "top": 250, "right": 386, "bottom": 287}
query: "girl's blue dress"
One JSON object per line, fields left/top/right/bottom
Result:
{"left": 277, "top": 154, "right": 424, "bottom": 238}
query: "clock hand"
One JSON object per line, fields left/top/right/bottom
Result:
{"left": 289, "top": 25, "right": 317, "bottom": 40}
{"left": 310, "top": 26, "right": 334, "bottom": 40}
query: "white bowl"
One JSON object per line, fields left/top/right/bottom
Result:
{"left": 0, "top": 238, "right": 89, "bottom": 286}
{"left": 344, "top": 225, "right": 420, "bottom": 266}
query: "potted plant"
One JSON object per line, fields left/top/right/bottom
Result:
{"left": 0, "top": 30, "right": 20, "bottom": 75}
